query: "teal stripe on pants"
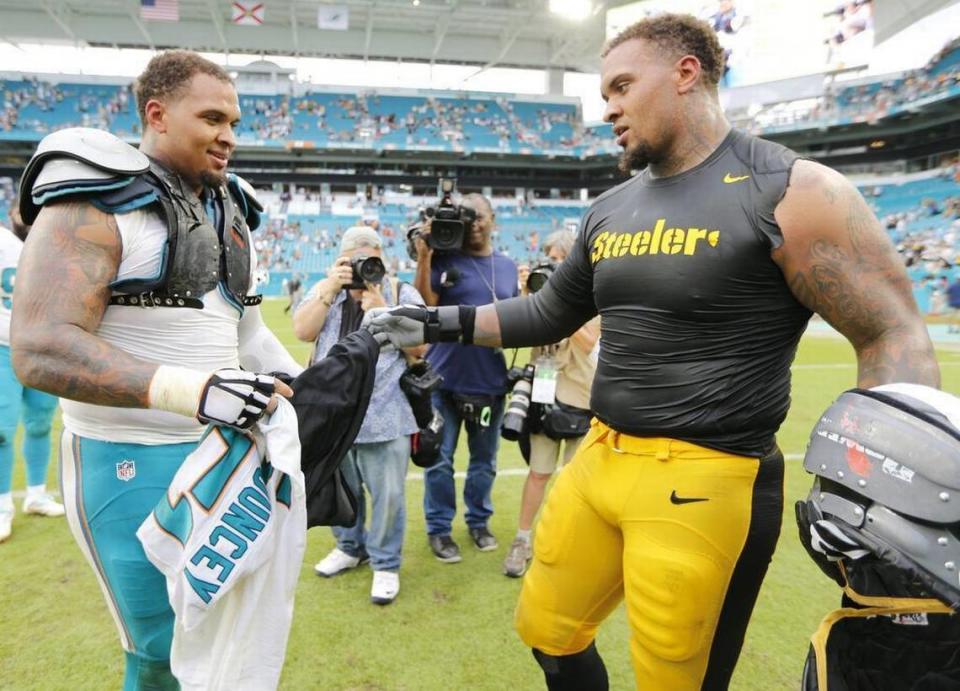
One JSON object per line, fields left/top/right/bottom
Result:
{"left": 65, "top": 432, "right": 196, "bottom": 691}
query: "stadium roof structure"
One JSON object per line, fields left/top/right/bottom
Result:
{"left": 0, "top": 0, "right": 609, "bottom": 73}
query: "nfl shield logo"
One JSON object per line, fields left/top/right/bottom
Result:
{"left": 116, "top": 460, "right": 136, "bottom": 482}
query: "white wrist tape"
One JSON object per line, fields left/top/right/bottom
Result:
{"left": 148, "top": 365, "right": 212, "bottom": 419}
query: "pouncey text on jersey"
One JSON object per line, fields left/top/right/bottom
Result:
{"left": 153, "top": 432, "right": 293, "bottom": 605}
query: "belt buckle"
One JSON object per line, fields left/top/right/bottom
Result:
{"left": 139, "top": 291, "right": 156, "bottom": 308}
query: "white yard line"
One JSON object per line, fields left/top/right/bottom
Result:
{"left": 7, "top": 452, "right": 811, "bottom": 497}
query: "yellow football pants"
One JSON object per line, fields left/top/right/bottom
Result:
{"left": 515, "top": 420, "right": 784, "bottom": 690}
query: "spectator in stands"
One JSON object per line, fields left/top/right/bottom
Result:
{"left": 293, "top": 226, "right": 426, "bottom": 604}
{"left": 413, "top": 193, "right": 518, "bottom": 562}
{"left": 929, "top": 276, "right": 948, "bottom": 314}
{"left": 502, "top": 230, "right": 599, "bottom": 578}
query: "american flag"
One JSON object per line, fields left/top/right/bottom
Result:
{"left": 141, "top": 0, "right": 179, "bottom": 22}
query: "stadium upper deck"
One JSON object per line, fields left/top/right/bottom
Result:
{"left": 1, "top": 39, "right": 958, "bottom": 158}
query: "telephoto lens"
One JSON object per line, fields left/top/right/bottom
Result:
{"left": 501, "top": 364, "right": 536, "bottom": 441}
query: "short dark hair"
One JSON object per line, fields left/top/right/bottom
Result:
{"left": 602, "top": 13, "right": 725, "bottom": 87}
{"left": 134, "top": 50, "right": 233, "bottom": 125}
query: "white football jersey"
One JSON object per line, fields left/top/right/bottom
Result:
{"left": 137, "top": 399, "right": 305, "bottom": 691}
{"left": 61, "top": 206, "right": 258, "bottom": 444}
{"left": 0, "top": 227, "right": 23, "bottom": 346}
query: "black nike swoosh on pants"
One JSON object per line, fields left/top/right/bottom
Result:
{"left": 669, "top": 490, "right": 709, "bottom": 504}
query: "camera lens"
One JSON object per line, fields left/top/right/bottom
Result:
{"left": 501, "top": 379, "right": 532, "bottom": 441}
{"left": 349, "top": 254, "right": 386, "bottom": 288}
{"left": 501, "top": 364, "right": 536, "bottom": 441}
{"left": 358, "top": 256, "right": 386, "bottom": 283}
{"left": 429, "top": 219, "right": 463, "bottom": 250}
{"left": 526, "top": 261, "right": 557, "bottom": 293}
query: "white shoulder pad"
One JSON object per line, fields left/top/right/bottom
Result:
{"left": 19, "top": 128, "right": 149, "bottom": 224}
{"left": 32, "top": 127, "right": 148, "bottom": 174}
{"left": 33, "top": 159, "right": 127, "bottom": 196}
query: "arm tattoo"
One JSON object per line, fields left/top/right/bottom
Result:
{"left": 785, "top": 167, "right": 939, "bottom": 388}
{"left": 10, "top": 202, "right": 159, "bottom": 406}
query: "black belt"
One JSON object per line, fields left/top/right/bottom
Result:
{"left": 108, "top": 293, "right": 263, "bottom": 308}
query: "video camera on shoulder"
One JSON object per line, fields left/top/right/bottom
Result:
{"left": 526, "top": 259, "right": 558, "bottom": 293}
{"left": 347, "top": 254, "right": 386, "bottom": 290}
{"left": 405, "top": 179, "right": 477, "bottom": 260}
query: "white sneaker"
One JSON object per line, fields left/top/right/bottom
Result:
{"left": 314, "top": 548, "right": 367, "bottom": 577}
{"left": 0, "top": 509, "right": 12, "bottom": 543}
{"left": 370, "top": 571, "right": 399, "bottom": 605}
{"left": 22, "top": 493, "right": 65, "bottom": 517}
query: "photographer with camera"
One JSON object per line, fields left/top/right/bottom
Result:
{"left": 293, "top": 225, "right": 426, "bottom": 605}
{"left": 412, "top": 190, "right": 518, "bottom": 563}
{"left": 502, "top": 230, "right": 599, "bottom": 579}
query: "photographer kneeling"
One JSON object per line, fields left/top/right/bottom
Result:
{"left": 413, "top": 192, "right": 518, "bottom": 562}
{"left": 502, "top": 231, "right": 599, "bottom": 578}
{"left": 293, "top": 226, "right": 426, "bottom": 605}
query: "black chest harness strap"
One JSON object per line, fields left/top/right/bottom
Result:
{"left": 19, "top": 130, "right": 264, "bottom": 312}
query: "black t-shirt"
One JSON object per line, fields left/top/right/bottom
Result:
{"left": 539, "top": 129, "right": 812, "bottom": 456}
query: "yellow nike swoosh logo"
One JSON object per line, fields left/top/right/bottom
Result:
{"left": 723, "top": 173, "right": 750, "bottom": 184}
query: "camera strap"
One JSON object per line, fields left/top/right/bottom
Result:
{"left": 469, "top": 254, "right": 497, "bottom": 303}
{"left": 338, "top": 294, "right": 364, "bottom": 340}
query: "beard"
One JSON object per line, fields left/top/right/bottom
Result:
{"left": 618, "top": 140, "right": 655, "bottom": 175}
{"left": 200, "top": 169, "right": 228, "bottom": 188}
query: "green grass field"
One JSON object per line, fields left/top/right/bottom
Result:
{"left": 1, "top": 300, "right": 958, "bottom": 690}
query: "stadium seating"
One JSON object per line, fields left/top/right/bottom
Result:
{"left": 4, "top": 41, "right": 955, "bottom": 152}
{"left": 251, "top": 172, "right": 958, "bottom": 314}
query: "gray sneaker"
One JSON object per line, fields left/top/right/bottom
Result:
{"left": 503, "top": 537, "right": 531, "bottom": 577}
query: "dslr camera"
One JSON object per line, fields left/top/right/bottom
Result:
{"left": 406, "top": 178, "right": 477, "bottom": 260}
{"left": 501, "top": 364, "right": 536, "bottom": 441}
{"left": 347, "top": 254, "right": 386, "bottom": 290}
{"left": 526, "top": 259, "right": 558, "bottom": 293}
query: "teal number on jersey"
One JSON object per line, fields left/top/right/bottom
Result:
{"left": 1, "top": 267, "right": 14, "bottom": 310}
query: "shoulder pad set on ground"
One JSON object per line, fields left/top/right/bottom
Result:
{"left": 226, "top": 173, "right": 263, "bottom": 231}
{"left": 802, "top": 384, "right": 960, "bottom": 607}
{"left": 18, "top": 127, "right": 150, "bottom": 224}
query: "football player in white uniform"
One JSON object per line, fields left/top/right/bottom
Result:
{"left": 11, "top": 51, "right": 301, "bottom": 690}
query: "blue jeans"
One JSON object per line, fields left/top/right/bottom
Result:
{"left": 424, "top": 391, "right": 504, "bottom": 536}
{"left": 332, "top": 436, "right": 410, "bottom": 572}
